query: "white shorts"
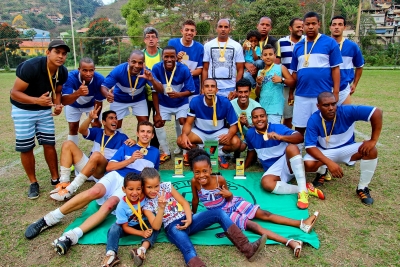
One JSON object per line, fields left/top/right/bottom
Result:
{"left": 191, "top": 127, "right": 229, "bottom": 144}
{"left": 75, "top": 153, "right": 98, "bottom": 182}
{"left": 262, "top": 155, "right": 294, "bottom": 183}
{"left": 110, "top": 99, "right": 148, "bottom": 120}
{"left": 283, "top": 87, "right": 294, "bottom": 119}
{"left": 65, "top": 106, "right": 93, "bottom": 122}
{"left": 337, "top": 84, "right": 351, "bottom": 106}
{"left": 292, "top": 95, "right": 318, "bottom": 128}
{"left": 268, "top": 114, "right": 282, "bottom": 124}
{"left": 95, "top": 171, "right": 124, "bottom": 205}
{"left": 216, "top": 87, "right": 235, "bottom": 98}
{"left": 160, "top": 104, "right": 189, "bottom": 121}
{"left": 304, "top": 142, "right": 362, "bottom": 164}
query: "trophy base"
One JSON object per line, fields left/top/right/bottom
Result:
{"left": 234, "top": 175, "right": 246, "bottom": 180}
{"left": 172, "top": 174, "right": 185, "bottom": 178}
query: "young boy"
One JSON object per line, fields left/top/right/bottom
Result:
{"left": 242, "top": 30, "right": 262, "bottom": 88}
{"left": 255, "top": 44, "right": 295, "bottom": 124}
{"left": 102, "top": 172, "right": 157, "bottom": 267}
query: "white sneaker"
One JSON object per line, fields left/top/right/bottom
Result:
{"left": 50, "top": 189, "right": 73, "bottom": 201}
{"left": 173, "top": 147, "right": 182, "bottom": 154}
{"left": 49, "top": 182, "right": 71, "bottom": 194}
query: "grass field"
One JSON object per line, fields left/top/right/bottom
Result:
{"left": 0, "top": 70, "right": 399, "bottom": 267}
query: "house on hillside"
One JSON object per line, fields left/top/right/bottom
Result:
{"left": 20, "top": 28, "right": 50, "bottom": 41}
{"left": 19, "top": 40, "right": 50, "bottom": 56}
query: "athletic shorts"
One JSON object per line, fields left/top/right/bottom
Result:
{"left": 96, "top": 171, "right": 125, "bottom": 205}
{"left": 110, "top": 99, "right": 148, "bottom": 120}
{"left": 292, "top": 95, "right": 318, "bottom": 128}
{"left": 64, "top": 105, "right": 92, "bottom": 122}
{"left": 283, "top": 87, "right": 294, "bottom": 119}
{"left": 216, "top": 87, "right": 235, "bottom": 98}
{"left": 11, "top": 105, "right": 55, "bottom": 152}
{"left": 304, "top": 142, "right": 362, "bottom": 164}
{"left": 159, "top": 104, "right": 188, "bottom": 121}
{"left": 268, "top": 114, "right": 282, "bottom": 124}
{"left": 337, "top": 84, "right": 351, "bottom": 106}
{"left": 191, "top": 127, "right": 229, "bottom": 144}
{"left": 262, "top": 154, "right": 294, "bottom": 183}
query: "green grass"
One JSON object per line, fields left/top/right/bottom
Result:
{"left": 0, "top": 70, "right": 399, "bottom": 266}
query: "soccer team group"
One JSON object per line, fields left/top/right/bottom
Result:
{"left": 11, "top": 11, "right": 383, "bottom": 267}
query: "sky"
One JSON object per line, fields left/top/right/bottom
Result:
{"left": 102, "top": 0, "right": 114, "bottom": 5}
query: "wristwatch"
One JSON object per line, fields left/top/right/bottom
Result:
{"left": 281, "top": 77, "right": 286, "bottom": 84}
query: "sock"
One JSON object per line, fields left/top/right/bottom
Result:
{"left": 297, "top": 142, "right": 304, "bottom": 154}
{"left": 358, "top": 158, "right": 378, "bottom": 189}
{"left": 289, "top": 155, "right": 307, "bottom": 192}
{"left": 106, "top": 250, "right": 116, "bottom": 256}
{"left": 317, "top": 165, "right": 327, "bottom": 174}
{"left": 218, "top": 146, "right": 225, "bottom": 156}
{"left": 67, "top": 135, "right": 79, "bottom": 146}
{"left": 272, "top": 181, "right": 299, "bottom": 194}
{"left": 66, "top": 173, "right": 88, "bottom": 193}
{"left": 72, "top": 227, "right": 83, "bottom": 239}
{"left": 59, "top": 166, "right": 71, "bottom": 183}
{"left": 64, "top": 227, "right": 82, "bottom": 245}
{"left": 155, "top": 127, "right": 170, "bottom": 155}
{"left": 138, "top": 246, "right": 147, "bottom": 256}
{"left": 175, "top": 120, "right": 182, "bottom": 138}
{"left": 44, "top": 208, "right": 64, "bottom": 226}
{"left": 74, "top": 155, "right": 88, "bottom": 172}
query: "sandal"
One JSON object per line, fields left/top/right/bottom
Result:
{"left": 286, "top": 239, "right": 303, "bottom": 258}
{"left": 102, "top": 253, "right": 120, "bottom": 267}
{"left": 300, "top": 211, "right": 319, "bottom": 233}
{"left": 130, "top": 248, "right": 146, "bottom": 267}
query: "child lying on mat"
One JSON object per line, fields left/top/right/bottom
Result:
{"left": 102, "top": 173, "right": 158, "bottom": 267}
{"left": 188, "top": 148, "right": 319, "bottom": 258}
{"left": 141, "top": 167, "right": 267, "bottom": 266}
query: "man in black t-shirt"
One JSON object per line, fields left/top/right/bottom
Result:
{"left": 10, "top": 40, "right": 69, "bottom": 199}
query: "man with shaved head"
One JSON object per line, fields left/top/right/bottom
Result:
{"left": 100, "top": 50, "right": 164, "bottom": 131}
{"left": 202, "top": 19, "right": 245, "bottom": 98}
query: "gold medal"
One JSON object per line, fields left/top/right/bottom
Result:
{"left": 303, "top": 61, "right": 309, "bottom": 67}
{"left": 245, "top": 40, "right": 251, "bottom": 49}
{"left": 263, "top": 133, "right": 269, "bottom": 141}
{"left": 182, "top": 53, "right": 189, "bottom": 61}
{"left": 166, "top": 86, "right": 173, "bottom": 93}
{"left": 219, "top": 57, "right": 225, "bottom": 62}
{"left": 140, "top": 147, "right": 148, "bottom": 155}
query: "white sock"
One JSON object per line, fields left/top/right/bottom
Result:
{"left": 317, "top": 165, "right": 327, "bottom": 174}
{"left": 358, "top": 158, "right": 378, "bottom": 189}
{"left": 297, "top": 142, "right": 304, "bottom": 154}
{"left": 66, "top": 173, "right": 88, "bottom": 193}
{"left": 289, "top": 155, "right": 307, "bottom": 192}
{"left": 218, "top": 146, "right": 225, "bottom": 156}
{"left": 155, "top": 127, "right": 170, "bottom": 155}
{"left": 138, "top": 246, "right": 147, "bottom": 255}
{"left": 64, "top": 227, "right": 82, "bottom": 245}
{"left": 44, "top": 208, "right": 64, "bottom": 226}
{"left": 67, "top": 135, "right": 79, "bottom": 146}
{"left": 74, "top": 155, "right": 87, "bottom": 172}
{"left": 59, "top": 166, "right": 71, "bottom": 183}
{"left": 106, "top": 250, "right": 116, "bottom": 256}
{"left": 175, "top": 120, "right": 182, "bottom": 138}
{"left": 271, "top": 181, "right": 299, "bottom": 194}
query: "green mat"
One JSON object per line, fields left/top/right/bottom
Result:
{"left": 65, "top": 170, "right": 320, "bottom": 249}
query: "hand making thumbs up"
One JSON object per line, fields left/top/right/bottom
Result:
{"left": 78, "top": 80, "right": 89, "bottom": 96}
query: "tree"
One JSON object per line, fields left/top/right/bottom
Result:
{"left": 21, "top": 29, "right": 37, "bottom": 40}
{"left": 121, "top": 0, "right": 149, "bottom": 45}
{"left": 196, "top": 21, "right": 211, "bottom": 43}
{"left": 12, "top": 15, "right": 28, "bottom": 29}
{"left": 25, "top": 13, "right": 56, "bottom": 30}
{"left": 0, "top": 23, "right": 24, "bottom": 68}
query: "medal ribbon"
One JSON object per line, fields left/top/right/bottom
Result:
{"left": 217, "top": 38, "right": 229, "bottom": 59}
{"left": 259, "top": 36, "right": 269, "bottom": 51}
{"left": 238, "top": 118, "right": 244, "bottom": 140}
{"left": 321, "top": 115, "right": 336, "bottom": 147}
{"left": 47, "top": 65, "right": 59, "bottom": 100}
{"left": 256, "top": 123, "right": 269, "bottom": 140}
{"left": 127, "top": 67, "right": 139, "bottom": 98}
{"left": 304, "top": 33, "right": 321, "bottom": 65}
{"left": 164, "top": 64, "right": 177, "bottom": 91}
{"left": 260, "top": 63, "right": 275, "bottom": 78}
{"left": 339, "top": 37, "right": 345, "bottom": 51}
{"left": 125, "top": 197, "right": 149, "bottom": 231}
{"left": 211, "top": 94, "right": 217, "bottom": 126}
{"left": 100, "top": 132, "right": 115, "bottom": 155}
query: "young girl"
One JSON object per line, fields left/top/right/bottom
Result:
{"left": 255, "top": 44, "right": 295, "bottom": 124}
{"left": 188, "top": 149, "right": 319, "bottom": 258}
{"left": 141, "top": 167, "right": 267, "bottom": 266}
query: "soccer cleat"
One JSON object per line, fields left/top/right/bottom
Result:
{"left": 70, "top": 165, "right": 75, "bottom": 172}
{"left": 312, "top": 170, "right": 327, "bottom": 187}
{"left": 324, "top": 171, "right": 332, "bottom": 181}
{"left": 50, "top": 188, "right": 73, "bottom": 201}
{"left": 51, "top": 178, "right": 60, "bottom": 186}
{"left": 297, "top": 191, "right": 309, "bottom": 209}
{"left": 306, "top": 183, "right": 325, "bottom": 200}
{"left": 159, "top": 153, "right": 171, "bottom": 164}
{"left": 25, "top": 217, "right": 50, "bottom": 239}
{"left": 183, "top": 154, "right": 190, "bottom": 166}
{"left": 53, "top": 236, "right": 73, "bottom": 255}
{"left": 173, "top": 147, "right": 182, "bottom": 154}
{"left": 49, "top": 182, "right": 71, "bottom": 194}
{"left": 356, "top": 187, "right": 374, "bottom": 206}
{"left": 218, "top": 156, "right": 229, "bottom": 169}
{"left": 28, "top": 182, "right": 40, "bottom": 200}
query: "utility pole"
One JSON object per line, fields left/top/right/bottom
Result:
{"left": 355, "top": 0, "right": 362, "bottom": 44}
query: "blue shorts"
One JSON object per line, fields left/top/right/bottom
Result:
{"left": 11, "top": 105, "right": 55, "bottom": 152}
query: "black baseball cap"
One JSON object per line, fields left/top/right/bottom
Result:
{"left": 48, "top": 40, "right": 70, "bottom": 52}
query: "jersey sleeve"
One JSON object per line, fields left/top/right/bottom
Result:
{"left": 275, "top": 124, "right": 296, "bottom": 136}
{"left": 305, "top": 116, "right": 319, "bottom": 148}
{"left": 16, "top": 61, "right": 35, "bottom": 84}
{"left": 329, "top": 40, "right": 343, "bottom": 67}
{"left": 115, "top": 202, "right": 129, "bottom": 224}
{"left": 94, "top": 74, "right": 106, "bottom": 101}
{"left": 289, "top": 47, "right": 299, "bottom": 72}
{"left": 102, "top": 68, "right": 119, "bottom": 89}
{"left": 203, "top": 43, "right": 210, "bottom": 62}
{"left": 188, "top": 97, "right": 198, "bottom": 117}
{"left": 226, "top": 101, "right": 238, "bottom": 126}
{"left": 83, "top": 127, "right": 100, "bottom": 141}
{"left": 245, "top": 130, "right": 255, "bottom": 150}
{"left": 62, "top": 74, "right": 76, "bottom": 96}
{"left": 345, "top": 105, "right": 376, "bottom": 122}
{"left": 352, "top": 44, "right": 364, "bottom": 68}
{"left": 197, "top": 47, "right": 204, "bottom": 68}
{"left": 110, "top": 145, "right": 127, "bottom": 162}
{"left": 181, "top": 66, "right": 196, "bottom": 93}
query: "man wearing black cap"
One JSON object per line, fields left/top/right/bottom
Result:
{"left": 10, "top": 39, "right": 70, "bottom": 199}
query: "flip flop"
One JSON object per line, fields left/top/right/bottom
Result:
{"left": 300, "top": 211, "right": 319, "bottom": 233}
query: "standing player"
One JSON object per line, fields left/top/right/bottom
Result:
{"left": 177, "top": 78, "right": 241, "bottom": 168}
{"left": 304, "top": 92, "right": 382, "bottom": 206}
{"left": 61, "top": 57, "right": 104, "bottom": 145}
{"left": 330, "top": 15, "right": 364, "bottom": 105}
{"left": 151, "top": 46, "right": 196, "bottom": 164}
{"left": 10, "top": 40, "right": 69, "bottom": 199}
{"left": 290, "top": 12, "right": 342, "bottom": 137}
{"left": 278, "top": 18, "right": 304, "bottom": 128}
{"left": 100, "top": 50, "right": 163, "bottom": 130}
{"left": 203, "top": 19, "right": 245, "bottom": 98}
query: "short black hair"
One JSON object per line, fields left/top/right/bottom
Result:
{"left": 317, "top": 91, "right": 335, "bottom": 103}
{"left": 289, "top": 18, "right": 302, "bottom": 27}
{"left": 187, "top": 148, "right": 211, "bottom": 171}
{"left": 236, "top": 78, "right": 251, "bottom": 91}
{"left": 123, "top": 172, "right": 142, "bottom": 188}
{"left": 246, "top": 30, "right": 261, "bottom": 42}
{"left": 162, "top": 46, "right": 177, "bottom": 55}
{"left": 304, "top": 11, "right": 320, "bottom": 22}
{"left": 102, "top": 110, "right": 116, "bottom": 121}
{"left": 140, "top": 167, "right": 160, "bottom": 182}
{"left": 262, "top": 44, "right": 276, "bottom": 54}
{"left": 137, "top": 121, "right": 155, "bottom": 134}
{"left": 251, "top": 107, "right": 266, "bottom": 116}
{"left": 183, "top": 19, "right": 196, "bottom": 28}
{"left": 79, "top": 57, "right": 94, "bottom": 68}
{"left": 330, "top": 15, "right": 346, "bottom": 26}
{"left": 203, "top": 78, "right": 217, "bottom": 85}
